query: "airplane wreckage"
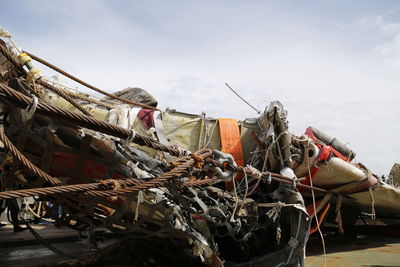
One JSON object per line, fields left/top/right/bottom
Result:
{"left": 0, "top": 28, "right": 400, "bottom": 267}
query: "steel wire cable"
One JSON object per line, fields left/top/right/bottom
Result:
{"left": 0, "top": 178, "right": 143, "bottom": 199}
{"left": 180, "top": 178, "right": 217, "bottom": 188}
{"left": 0, "top": 176, "right": 219, "bottom": 200}
{"left": 0, "top": 130, "right": 63, "bottom": 186}
{"left": 36, "top": 79, "right": 93, "bottom": 117}
{"left": 83, "top": 148, "right": 212, "bottom": 198}
{"left": 0, "top": 83, "right": 183, "bottom": 156}
{"left": 0, "top": 44, "right": 27, "bottom": 75}
{"left": 0, "top": 143, "right": 211, "bottom": 200}
{"left": 0, "top": 43, "right": 94, "bottom": 117}
{"left": 23, "top": 50, "right": 160, "bottom": 111}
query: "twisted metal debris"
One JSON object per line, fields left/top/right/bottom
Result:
{"left": 0, "top": 37, "right": 312, "bottom": 266}
{"left": 0, "top": 34, "right": 316, "bottom": 266}
{"left": 4, "top": 28, "right": 395, "bottom": 267}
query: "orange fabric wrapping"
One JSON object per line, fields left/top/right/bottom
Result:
{"left": 219, "top": 118, "right": 244, "bottom": 191}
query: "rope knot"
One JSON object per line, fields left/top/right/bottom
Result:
{"left": 244, "top": 165, "right": 262, "bottom": 179}
{"left": 99, "top": 179, "right": 122, "bottom": 190}
{"left": 190, "top": 153, "right": 204, "bottom": 168}
{"left": 171, "top": 144, "right": 190, "bottom": 157}
{"left": 266, "top": 202, "right": 285, "bottom": 223}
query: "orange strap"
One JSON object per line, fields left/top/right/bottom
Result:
{"left": 219, "top": 118, "right": 244, "bottom": 190}
{"left": 307, "top": 202, "right": 331, "bottom": 235}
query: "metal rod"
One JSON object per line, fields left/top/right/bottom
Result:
{"left": 225, "top": 83, "right": 261, "bottom": 114}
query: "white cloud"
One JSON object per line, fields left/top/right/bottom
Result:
{"left": 359, "top": 11, "right": 400, "bottom": 68}
{"left": 376, "top": 33, "right": 400, "bottom": 67}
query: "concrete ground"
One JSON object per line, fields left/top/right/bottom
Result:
{"left": 0, "top": 224, "right": 86, "bottom": 266}
{"left": 305, "top": 225, "right": 400, "bottom": 267}
{"left": 1, "top": 222, "right": 400, "bottom": 266}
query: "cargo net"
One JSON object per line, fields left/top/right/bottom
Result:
{"left": 0, "top": 35, "right": 321, "bottom": 266}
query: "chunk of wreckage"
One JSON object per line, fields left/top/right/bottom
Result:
{"left": 0, "top": 29, "right": 399, "bottom": 266}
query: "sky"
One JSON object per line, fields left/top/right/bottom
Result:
{"left": 1, "top": 0, "right": 399, "bottom": 175}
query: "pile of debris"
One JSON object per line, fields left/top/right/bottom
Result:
{"left": 0, "top": 27, "right": 399, "bottom": 267}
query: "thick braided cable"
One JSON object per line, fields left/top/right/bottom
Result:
{"left": 0, "top": 83, "right": 182, "bottom": 156}
{"left": 0, "top": 176, "right": 218, "bottom": 200}
{"left": 0, "top": 44, "right": 27, "bottom": 75}
{"left": 0, "top": 44, "right": 95, "bottom": 116}
{"left": 24, "top": 50, "right": 160, "bottom": 111}
{"left": 58, "top": 88, "right": 115, "bottom": 109}
{"left": 0, "top": 130, "right": 63, "bottom": 186}
{"left": 0, "top": 178, "right": 142, "bottom": 199}
{"left": 83, "top": 148, "right": 212, "bottom": 198}
{"left": 181, "top": 178, "right": 217, "bottom": 188}
{"left": 36, "top": 79, "right": 93, "bottom": 117}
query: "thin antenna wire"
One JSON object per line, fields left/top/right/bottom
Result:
{"left": 225, "top": 83, "right": 261, "bottom": 114}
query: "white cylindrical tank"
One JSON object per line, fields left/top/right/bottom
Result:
{"left": 312, "top": 157, "right": 366, "bottom": 188}
{"left": 294, "top": 143, "right": 319, "bottom": 177}
{"left": 294, "top": 143, "right": 366, "bottom": 189}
